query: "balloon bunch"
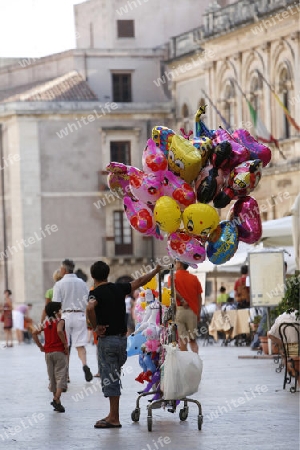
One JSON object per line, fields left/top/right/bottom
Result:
{"left": 106, "top": 106, "right": 271, "bottom": 266}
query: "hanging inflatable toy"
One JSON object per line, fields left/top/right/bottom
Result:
{"left": 167, "top": 231, "right": 206, "bottom": 268}
{"left": 152, "top": 126, "right": 175, "bottom": 156}
{"left": 195, "top": 164, "right": 225, "bottom": 204}
{"left": 213, "top": 159, "right": 262, "bottom": 208}
{"left": 194, "top": 105, "right": 215, "bottom": 138}
{"left": 153, "top": 196, "right": 182, "bottom": 234}
{"left": 232, "top": 129, "right": 272, "bottom": 167}
{"left": 168, "top": 135, "right": 203, "bottom": 184}
{"left": 161, "top": 170, "right": 196, "bottom": 210}
{"left": 213, "top": 128, "right": 250, "bottom": 171}
{"left": 128, "top": 167, "right": 162, "bottom": 205}
{"left": 106, "top": 162, "right": 133, "bottom": 197}
{"left": 142, "top": 138, "right": 168, "bottom": 173}
{"left": 207, "top": 220, "right": 239, "bottom": 265}
{"left": 228, "top": 196, "right": 262, "bottom": 244}
{"left": 123, "top": 196, "right": 162, "bottom": 240}
{"left": 182, "top": 203, "right": 219, "bottom": 239}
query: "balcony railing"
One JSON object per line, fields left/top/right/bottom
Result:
{"left": 169, "top": 0, "right": 296, "bottom": 59}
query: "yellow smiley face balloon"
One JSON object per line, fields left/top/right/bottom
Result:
{"left": 154, "top": 196, "right": 182, "bottom": 234}
{"left": 182, "top": 203, "right": 219, "bottom": 238}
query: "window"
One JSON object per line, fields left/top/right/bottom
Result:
{"left": 223, "top": 81, "right": 235, "bottom": 127}
{"left": 279, "top": 67, "right": 291, "bottom": 140}
{"left": 114, "top": 210, "right": 133, "bottom": 255}
{"left": 117, "top": 20, "right": 135, "bottom": 38}
{"left": 112, "top": 73, "right": 132, "bottom": 102}
{"left": 250, "top": 76, "right": 263, "bottom": 138}
{"left": 182, "top": 103, "right": 189, "bottom": 119}
{"left": 110, "top": 141, "right": 131, "bottom": 165}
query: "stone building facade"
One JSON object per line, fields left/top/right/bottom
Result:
{"left": 0, "top": 0, "right": 298, "bottom": 316}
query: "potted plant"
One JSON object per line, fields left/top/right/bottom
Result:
{"left": 250, "top": 315, "right": 262, "bottom": 332}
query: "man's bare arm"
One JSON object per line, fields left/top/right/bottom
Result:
{"left": 86, "top": 299, "right": 98, "bottom": 330}
{"left": 131, "top": 265, "right": 162, "bottom": 292}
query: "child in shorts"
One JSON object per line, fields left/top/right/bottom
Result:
{"left": 32, "top": 302, "right": 68, "bottom": 413}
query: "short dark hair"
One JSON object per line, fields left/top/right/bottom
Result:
{"left": 220, "top": 286, "right": 226, "bottom": 293}
{"left": 4, "top": 289, "right": 12, "bottom": 295}
{"left": 75, "top": 268, "right": 88, "bottom": 282}
{"left": 62, "top": 259, "right": 75, "bottom": 273}
{"left": 45, "top": 302, "right": 61, "bottom": 318}
{"left": 90, "top": 261, "right": 110, "bottom": 282}
{"left": 241, "top": 265, "right": 248, "bottom": 275}
{"left": 176, "top": 260, "right": 189, "bottom": 270}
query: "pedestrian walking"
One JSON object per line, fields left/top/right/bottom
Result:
{"left": 32, "top": 302, "right": 68, "bottom": 413}
{"left": 1, "top": 289, "right": 13, "bottom": 347}
{"left": 52, "top": 259, "right": 93, "bottom": 382}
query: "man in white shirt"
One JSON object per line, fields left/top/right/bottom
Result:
{"left": 53, "top": 259, "right": 93, "bottom": 382}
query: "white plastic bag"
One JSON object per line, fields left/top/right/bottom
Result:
{"left": 161, "top": 345, "right": 203, "bottom": 400}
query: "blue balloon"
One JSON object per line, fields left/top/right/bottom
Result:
{"left": 126, "top": 333, "right": 146, "bottom": 357}
{"left": 207, "top": 220, "right": 238, "bottom": 265}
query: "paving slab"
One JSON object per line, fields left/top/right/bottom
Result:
{"left": 0, "top": 340, "right": 299, "bottom": 450}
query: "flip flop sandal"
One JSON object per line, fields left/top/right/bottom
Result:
{"left": 94, "top": 420, "right": 122, "bottom": 429}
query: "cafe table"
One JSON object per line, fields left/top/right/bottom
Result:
{"left": 208, "top": 309, "right": 251, "bottom": 343}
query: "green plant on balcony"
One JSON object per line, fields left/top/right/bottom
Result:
{"left": 274, "top": 272, "right": 300, "bottom": 319}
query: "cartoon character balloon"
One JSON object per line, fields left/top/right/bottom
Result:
{"left": 161, "top": 171, "right": 196, "bottom": 209}
{"left": 106, "top": 162, "right": 133, "bottom": 197}
{"left": 207, "top": 221, "right": 238, "bottom": 265}
{"left": 233, "top": 129, "right": 272, "bottom": 167}
{"left": 152, "top": 126, "right": 175, "bottom": 156}
{"left": 124, "top": 196, "right": 162, "bottom": 240}
{"left": 195, "top": 164, "right": 225, "bottom": 204}
{"left": 128, "top": 167, "right": 161, "bottom": 205}
{"left": 142, "top": 139, "right": 168, "bottom": 173}
{"left": 168, "top": 135, "right": 203, "bottom": 184}
{"left": 182, "top": 203, "right": 219, "bottom": 239}
{"left": 213, "top": 159, "right": 262, "bottom": 208}
{"left": 213, "top": 129, "right": 250, "bottom": 171}
{"left": 167, "top": 231, "right": 206, "bottom": 268}
{"left": 153, "top": 196, "right": 181, "bottom": 234}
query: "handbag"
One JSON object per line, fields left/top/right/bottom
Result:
{"left": 0, "top": 314, "right": 4, "bottom": 322}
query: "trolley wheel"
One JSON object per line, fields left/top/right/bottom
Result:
{"left": 131, "top": 409, "right": 140, "bottom": 422}
{"left": 147, "top": 416, "right": 152, "bottom": 432}
{"left": 198, "top": 415, "right": 203, "bottom": 430}
{"left": 179, "top": 408, "right": 188, "bottom": 421}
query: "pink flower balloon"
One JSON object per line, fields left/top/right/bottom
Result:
{"left": 129, "top": 167, "right": 162, "bottom": 205}
{"left": 123, "top": 196, "right": 163, "bottom": 240}
{"left": 228, "top": 196, "right": 262, "bottom": 244}
{"left": 161, "top": 171, "right": 195, "bottom": 210}
{"left": 142, "top": 139, "right": 168, "bottom": 173}
{"left": 167, "top": 231, "right": 206, "bottom": 268}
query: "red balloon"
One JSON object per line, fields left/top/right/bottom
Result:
{"left": 228, "top": 196, "right": 262, "bottom": 244}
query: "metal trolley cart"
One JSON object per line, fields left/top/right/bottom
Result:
{"left": 131, "top": 265, "right": 203, "bottom": 431}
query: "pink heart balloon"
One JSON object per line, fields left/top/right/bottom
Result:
{"left": 228, "top": 196, "right": 262, "bottom": 244}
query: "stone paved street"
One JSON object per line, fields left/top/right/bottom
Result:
{"left": 0, "top": 340, "right": 299, "bottom": 450}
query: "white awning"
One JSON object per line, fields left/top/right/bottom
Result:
{"left": 261, "top": 215, "right": 293, "bottom": 247}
